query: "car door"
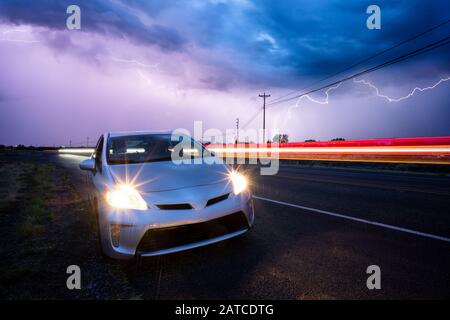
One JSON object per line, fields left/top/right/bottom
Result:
{"left": 91, "top": 135, "right": 107, "bottom": 202}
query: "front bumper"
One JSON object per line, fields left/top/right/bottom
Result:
{"left": 97, "top": 184, "right": 254, "bottom": 260}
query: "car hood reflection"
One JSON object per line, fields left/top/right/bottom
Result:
{"left": 108, "top": 161, "right": 229, "bottom": 192}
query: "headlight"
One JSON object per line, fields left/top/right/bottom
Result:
{"left": 230, "top": 170, "right": 248, "bottom": 195}
{"left": 106, "top": 185, "right": 147, "bottom": 210}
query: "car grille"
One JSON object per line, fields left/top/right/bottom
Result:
{"left": 136, "top": 211, "right": 249, "bottom": 253}
{"left": 206, "top": 193, "right": 229, "bottom": 207}
{"left": 156, "top": 203, "right": 193, "bottom": 210}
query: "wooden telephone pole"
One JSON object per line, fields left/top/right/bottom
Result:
{"left": 259, "top": 92, "right": 270, "bottom": 142}
{"left": 235, "top": 117, "right": 239, "bottom": 144}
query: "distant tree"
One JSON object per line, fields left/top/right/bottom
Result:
{"left": 331, "top": 138, "right": 345, "bottom": 141}
{"left": 272, "top": 134, "right": 289, "bottom": 143}
{"left": 304, "top": 139, "right": 316, "bottom": 142}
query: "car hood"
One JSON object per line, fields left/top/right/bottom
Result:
{"left": 107, "top": 161, "right": 230, "bottom": 192}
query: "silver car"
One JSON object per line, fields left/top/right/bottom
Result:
{"left": 79, "top": 131, "right": 254, "bottom": 259}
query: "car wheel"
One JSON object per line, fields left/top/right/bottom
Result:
{"left": 92, "top": 197, "right": 112, "bottom": 261}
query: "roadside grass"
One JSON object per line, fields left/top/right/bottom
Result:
{"left": 20, "top": 196, "right": 51, "bottom": 236}
{"left": 18, "top": 165, "right": 55, "bottom": 237}
{"left": 0, "top": 153, "right": 138, "bottom": 299}
{"left": 0, "top": 163, "right": 60, "bottom": 297}
{"left": 0, "top": 162, "right": 31, "bottom": 211}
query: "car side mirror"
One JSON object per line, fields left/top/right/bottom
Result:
{"left": 79, "top": 158, "right": 96, "bottom": 171}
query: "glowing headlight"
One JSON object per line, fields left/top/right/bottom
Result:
{"left": 230, "top": 170, "right": 248, "bottom": 195}
{"left": 106, "top": 185, "right": 147, "bottom": 210}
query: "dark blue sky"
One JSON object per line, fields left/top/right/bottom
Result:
{"left": 0, "top": 0, "right": 449, "bottom": 145}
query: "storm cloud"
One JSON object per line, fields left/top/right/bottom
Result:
{"left": 0, "top": 0, "right": 449, "bottom": 145}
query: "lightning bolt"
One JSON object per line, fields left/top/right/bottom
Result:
{"left": 2, "top": 27, "right": 32, "bottom": 34}
{"left": 137, "top": 70, "right": 153, "bottom": 85}
{"left": 276, "top": 76, "right": 450, "bottom": 130}
{"left": 353, "top": 77, "right": 450, "bottom": 102}
{"left": 294, "top": 82, "right": 343, "bottom": 105}
{"left": 278, "top": 82, "right": 343, "bottom": 128}
{"left": 0, "top": 27, "right": 40, "bottom": 43}
{"left": 111, "top": 57, "right": 162, "bottom": 90}
{"left": 110, "top": 57, "right": 158, "bottom": 68}
{"left": 137, "top": 70, "right": 167, "bottom": 91}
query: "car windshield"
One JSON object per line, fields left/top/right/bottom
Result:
{"left": 106, "top": 133, "right": 212, "bottom": 164}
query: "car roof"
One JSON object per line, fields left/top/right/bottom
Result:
{"left": 108, "top": 130, "right": 174, "bottom": 138}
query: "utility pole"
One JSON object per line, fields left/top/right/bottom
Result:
{"left": 259, "top": 92, "right": 270, "bottom": 143}
{"left": 69, "top": 140, "right": 72, "bottom": 148}
{"left": 86, "top": 137, "right": 89, "bottom": 148}
{"left": 235, "top": 117, "right": 239, "bottom": 144}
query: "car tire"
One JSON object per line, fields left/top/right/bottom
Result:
{"left": 92, "top": 197, "right": 114, "bottom": 261}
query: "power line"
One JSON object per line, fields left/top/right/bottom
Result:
{"left": 266, "top": 35, "right": 450, "bottom": 107}
{"left": 185, "top": 34, "right": 449, "bottom": 143}
{"left": 194, "top": 32, "right": 450, "bottom": 141}
{"left": 241, "top": 107, "right": 263, "bottom": 129}
{"left": 269, "top": 19, "right": 450, "bottom": 105}
{"left": 241, "top": 22, "right": 450, "bottom": 130}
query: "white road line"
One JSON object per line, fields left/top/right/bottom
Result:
{"left": 253, "top": 196, "right": 450, "bottom": 243}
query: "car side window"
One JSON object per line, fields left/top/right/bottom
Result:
{"left": 94, "top": 136, "right": 104, "bottom": 173}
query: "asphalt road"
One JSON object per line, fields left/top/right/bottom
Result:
{"left": 35, "top": 152, "right": 450, "bottom": 299}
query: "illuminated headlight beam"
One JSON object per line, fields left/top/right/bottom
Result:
{"left": 58, "top": 148, "right": 95, "bottom": 154}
